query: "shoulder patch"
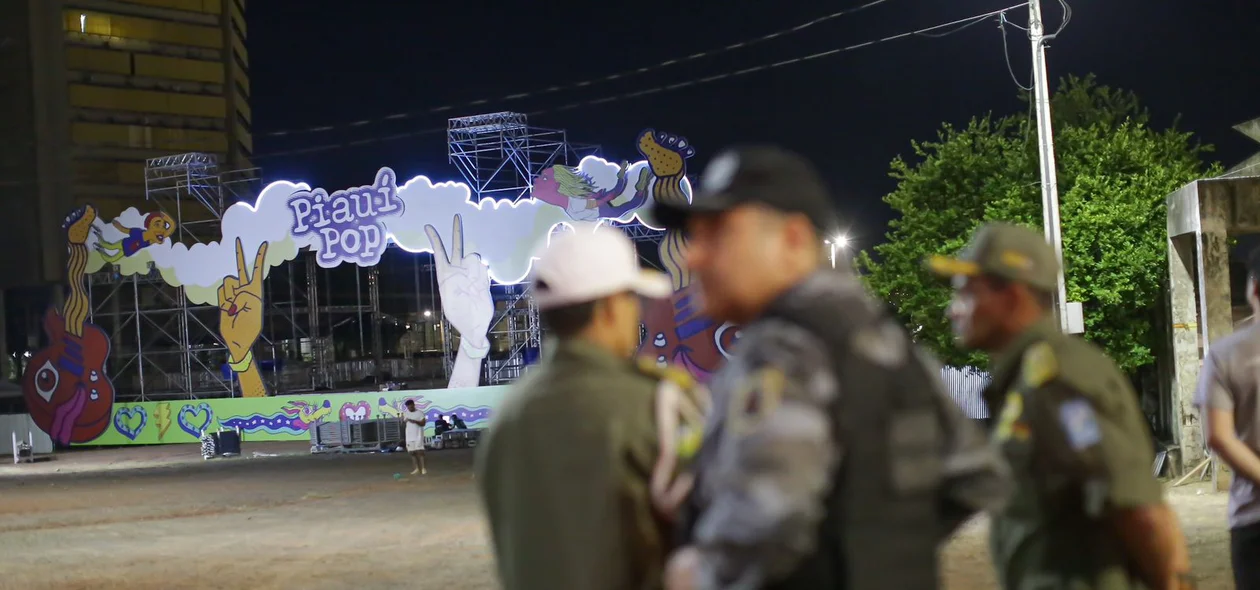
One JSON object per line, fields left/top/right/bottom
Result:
{"left": 1020, "top": 341, "right": 1059, "bottom": 388}
{"left": 1058, "top": 398, "right": 1102, "bottom": 451}
{"left": 729, "top": 367, "right": 787, "bottom": 433}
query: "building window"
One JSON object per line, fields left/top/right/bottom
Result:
{"left": 233, "top": 51, "right": 248, "bottom": 75}
{"left": 236, "top": 111, "right": 251, "bottom": 132}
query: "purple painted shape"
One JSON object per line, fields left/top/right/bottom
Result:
{"left": 288, "top": 167, "right": 404, "bottom": 269}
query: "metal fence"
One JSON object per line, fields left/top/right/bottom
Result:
{"left": 940, "top": 365, "right": 991, "bottom": 419}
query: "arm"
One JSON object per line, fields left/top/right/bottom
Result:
{"left": 918, "top": 350, "right": 1011, "bottom": 535}
{"left": 934, "top": 380, "right": 1012, "bottom": 535}
{"left": 1038, "top": 385, "right": 1190, "bottom": 590}
{"left": 1206, "top": 408, "right": 1260, "bottom": 483}
{"left": 683, "top": 326, "right": 840, "bottom": 588}
{"left": 1197, "top": 350, "right": 1260, "bottom": 484}
{"left": 235, "top": 358, "right": 268, "bottom": 398}
{"left": 448, "top": 341, "right": 486, "bottom": 388}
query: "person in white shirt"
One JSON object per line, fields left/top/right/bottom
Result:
{"left": 402, "top": 399, "right": 427, "bottom": 475}
{"left": 1197, "top": 248, "right": 1260, "bottom": 590}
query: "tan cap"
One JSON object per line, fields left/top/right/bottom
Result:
{"left": 925, "top": 222, "right": 1060, "bottom": 292}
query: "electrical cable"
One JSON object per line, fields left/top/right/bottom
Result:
{"left": 999, "top": 12, "right": 1033, "bottom": 91}
{"left": 258, "top": 0, "right": 899, "bottom": 138}
{"left": 252, "top": 3, "right": 1029, "bottom": 161}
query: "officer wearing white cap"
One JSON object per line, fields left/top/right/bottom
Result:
{"left": 654, "top": 145, "right": 1011, "bottom": 590}
{"left": 476, "top": 223, "right": 708, "bottom": 590}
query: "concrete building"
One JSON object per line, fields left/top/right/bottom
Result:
{"left": 0, "top": 0, "right": 250, "bottom": 288}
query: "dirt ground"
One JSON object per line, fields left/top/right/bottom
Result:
{"left": 0, "top": 444, "right": 1236, "bottom": 589}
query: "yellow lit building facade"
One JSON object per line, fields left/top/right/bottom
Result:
{"left": 0, "top": 0, "right": 250, "bottom": 287}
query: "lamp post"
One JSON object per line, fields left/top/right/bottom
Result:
{"left": 824, "top": 235, "right": 849, "bottom": 269}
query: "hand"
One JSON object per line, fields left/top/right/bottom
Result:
{"left": 218, "top": 238, "right": 268, "bottom": 363}
{"left": 664, "top": 546, "right": 702, "bottom": 590}
{"left": 424, "top": 214, "right": 493, "bottom": 359}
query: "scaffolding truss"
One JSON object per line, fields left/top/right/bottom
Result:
{"left": 448, "top": 112, "right": 600, "bottom": 202}
{"left": 443, "top": 112, "right": 599, "bottom": 384}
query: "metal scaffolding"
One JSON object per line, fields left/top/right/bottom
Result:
{"left": 444, "top": 112, "right": 599, "bottom": 384}
{"left": 448, "top": 112, "right": 599, "bottom": 202}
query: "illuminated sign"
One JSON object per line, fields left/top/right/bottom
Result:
{"left": 288, "top": 167, "right": 404, "bottom": 267}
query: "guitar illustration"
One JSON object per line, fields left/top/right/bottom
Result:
{"left": 22, "top": 205, "right": 116, "bottom": 445}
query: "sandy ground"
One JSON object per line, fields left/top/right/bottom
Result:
{"left": 0, "top": 444, "right": 1236, "bottom": 590}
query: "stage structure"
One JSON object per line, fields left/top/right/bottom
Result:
{"left": 22, "top": 124, "right": 742, "bottom": 447}
{"left": 445, "top": 112, "right": 598, "bottom": 385}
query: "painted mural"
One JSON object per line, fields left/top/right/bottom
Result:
{"left": 95, "top": 387, "right": 507, "bottom": 446}
{"left": 21, "top": 129, "right": 735, "bottom": 446}
{"left": 23, "top": 206, "right": 117, "bottom": 446}
{"left": 533, "top": 130, "right": 737, "bottom": 382}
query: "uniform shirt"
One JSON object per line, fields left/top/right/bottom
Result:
{"left": 985, "top": 317, "right": 1162, "bottom": 590}
{"left": 683, "top": 270, "right": 1008, "bottom": 588}
{"left": 475, "top": 340, "right": 665, "bottom": 590}
{"left": 402, "top": 410, "right": 425, "bottom": 444}
{"left": 1194, "top": 321, "right": 1260, "bottom": 530}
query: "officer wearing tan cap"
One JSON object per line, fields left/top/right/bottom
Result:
{"left": 928, "top": 222, "right": 1195, "bottom": 590}
{"left": 475, "top": 223, "right": 707, "bottom": 590}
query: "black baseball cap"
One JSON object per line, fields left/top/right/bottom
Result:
{"left": 651, "top": 145, "right": 839, "bottom": 233}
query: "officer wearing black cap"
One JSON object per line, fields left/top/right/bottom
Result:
{"left": 928, "top": 222, "right": 1195, "bottom": 590}
{"left": 654, "top": 146, "right": 1011, "bottom": 590}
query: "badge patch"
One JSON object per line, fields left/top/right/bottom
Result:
{"left": 729, "top": 367, "right": 786, "bottom": 433}
{"left": 1020, "top": 342, "right": 1059, "bottom": 388}
{"left": 994, "top": 392, "right": 1024, "bottom": 441}
{"left": 1058, "top": 399, "right": 1102, "bottom": 450}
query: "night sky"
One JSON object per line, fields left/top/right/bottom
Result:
{"left": 248, "top": 0, "right": 1258, "bottom": 250}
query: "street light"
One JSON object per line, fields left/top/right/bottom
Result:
{"left": 824, "top": 235, "right": 850, "bottom": 269}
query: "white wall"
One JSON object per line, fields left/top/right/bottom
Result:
{"left": 0, "top": 414, "right": 54, "bottom": 456}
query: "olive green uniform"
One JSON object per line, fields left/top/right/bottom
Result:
{"left": 929, "top": 223, "right": 1164, "bottom": 590}
{"left": 475, "top": 340, "right": 677, "bottom": 590}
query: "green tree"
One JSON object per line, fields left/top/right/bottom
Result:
{"left": 857, "top": 75, "right": 1220, "bottom": 372}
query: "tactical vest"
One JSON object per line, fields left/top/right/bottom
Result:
{"left": 759, "top": 295, "right": 948, "bottom": 590}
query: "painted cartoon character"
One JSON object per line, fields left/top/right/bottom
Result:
{"left": 532, "top": 161, "right": 651, "bottom": 221}
{"left": 641, "top": 285, "right": 741, "bottom": 383}
{"left": 23, "top": 205, "right": 116, "bottom": 445}
{"left": 629, "top": 130, "right": 736, "bottom": 382}
{"left": 94, "top": 211, "right": 175, "bottom": 262}
{"left": 281, "top": 399, "right": 333, "bottom": 429}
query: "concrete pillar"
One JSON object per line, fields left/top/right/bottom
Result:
{"left": 1199, "top": 191, "right": 1235, "bottom": 348}
{"left": 1168, "top": 235, "right": 1204, "bottom": 467}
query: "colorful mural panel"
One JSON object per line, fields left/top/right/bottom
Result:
{"left": 23, "top": 206, "right": 117, "bottom": 446}
{"left": 23, "top": 130, "right": 735, "bottom": 446}
{"left": 83, "top": 387, "right": 508, "bottom": 446}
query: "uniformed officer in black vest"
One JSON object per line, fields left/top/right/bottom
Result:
{"left": 651, "top": 145, "right": 1012, "bottom": 589}
{"left": 927, "top": 222, "right": 1195, "bottom": 590}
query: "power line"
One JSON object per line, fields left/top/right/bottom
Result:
{"left": 258, "top": 0, "right": 898, "bottom": 139}
{"left": 999, "top": 12, "right": 1033, "bottom": 91}
{"left": 252, "top": 3, "right": 1029, "bottom": 162}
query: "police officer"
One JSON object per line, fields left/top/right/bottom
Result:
{"left": 652, "top": 145, "right": 1011, "bottom": 590}
{"left": 475, "top": 223, "right": 706, "bottom": 590}
{"left": 927, "top": 222, "right": 1194, "bottom": 590}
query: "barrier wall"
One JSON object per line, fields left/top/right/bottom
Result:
{"left": 87, "top": 386, "right": 507, "bottom": 446}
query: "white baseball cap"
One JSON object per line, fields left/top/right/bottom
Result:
{"left": 532, "top": 223, "right": 673, "bottom": 310}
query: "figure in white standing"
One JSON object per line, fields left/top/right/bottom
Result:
{"left": 425, "top": 214, "right": 494, "bottom": 388}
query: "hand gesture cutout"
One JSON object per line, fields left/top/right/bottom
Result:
{"left": 218, "top": 238, "right": 269, "bottom": 363}
{"left": 425, "top": 214, "right": 493, "bottom": 359}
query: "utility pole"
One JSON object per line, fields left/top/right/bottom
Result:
{"left": 1028, "top": 0, "right": 1070, "bottom": 333}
